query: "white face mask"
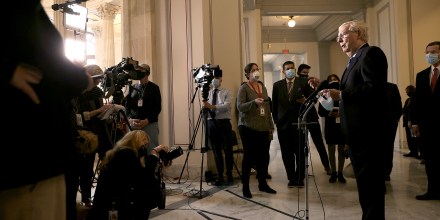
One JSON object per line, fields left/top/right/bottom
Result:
{"left": 426, "top": 53, "right": 439, "bottom": 65}
{"left": 212, "top": 78, "right": 220, "bottom": 88}
{"left": 253, "top": 71, "right": 261, "bottom": 80}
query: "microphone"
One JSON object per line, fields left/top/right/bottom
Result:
{"left": 304, "top": 80, "right": 328, "bottom": 104}
{"left": 51, "top": 1, "right": 88, "bottom": 14}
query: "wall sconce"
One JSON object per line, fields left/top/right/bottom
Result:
{"left": 287, "top": 16, "right": 296, "bottom": 28}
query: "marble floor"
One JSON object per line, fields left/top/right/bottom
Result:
{"left": 83, "top": 132, "right": 440, "bottom": 220}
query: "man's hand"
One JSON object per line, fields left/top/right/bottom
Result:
{"left": 9, "top": 63, "right": 43, "bottom": 104}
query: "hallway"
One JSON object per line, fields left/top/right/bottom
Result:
{"left": 82, "top": 131, "right": 439, "bottom": 220}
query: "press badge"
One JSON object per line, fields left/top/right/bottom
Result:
{"left": 336, "top": 117, "right": 340, "bottom": 124}
{"left": 76, "top": 114, "right": 83, "bottom": 127}
{"left": 260, "top": 107, "right": 265, "bottom": 116}
{"left": 137, "top": 99, "right": 143, "bottom": 107}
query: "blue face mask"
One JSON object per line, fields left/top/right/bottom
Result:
{"left": 212, "top": 78, "right": 220, "bottom": 88}
{"left": 285, "top": 69, "right": 295, "bottom": 79}
{"left": 426, "top": 53, "right": 439, "bottom": 65}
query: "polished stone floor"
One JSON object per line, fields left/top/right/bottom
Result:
{"left": 83, "top": 131, "right": 440, "bottom": 220}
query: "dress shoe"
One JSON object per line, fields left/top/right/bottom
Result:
{"left": 288, "top": 180, "right": 296, "bottom": 188}
{"left": 296, "top": 180, "right": 305, "bottom": 188}
{"left": 415, "top": 193, "right": 440, "bottom": 200}
{"left": 258, "top": 184, "right": 277, "bottom": 194}
{"left": 214, "top": 179, "right": 225, "bottom": 186}
{"left": 242, "top": 186, "right": 252, "bottom": 198}
{"left": 329, "top": 172, "right": 337, "bottom": 183}
{"left": 337, "top": 172, "right": 346, "bottom": 183}
{"left": 325, "top": 167, "right": 332, "bottom": 175}
{"left": 227, "top": 175, "right": 234, "bottom": 183}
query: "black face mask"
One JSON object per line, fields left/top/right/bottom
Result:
{"left": 138, "top": 146, "right": 148, "bottom": 158}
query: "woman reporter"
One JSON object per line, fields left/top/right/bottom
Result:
{"left": 87, "top": 130, "right": 169, "bottom": 220}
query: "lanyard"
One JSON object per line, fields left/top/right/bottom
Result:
{"left": 248, "top": 82, "right": 262, "bottom": 98}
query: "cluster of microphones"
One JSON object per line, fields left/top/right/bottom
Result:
{"left": 51, "top": 0, "right": 88, "bottom": 15}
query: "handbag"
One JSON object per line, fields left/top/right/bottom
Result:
{"left": 75, "top": 130, "right": 99, "bottom": 154}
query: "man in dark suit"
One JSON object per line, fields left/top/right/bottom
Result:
{"left": 410, "top": 41, "right": 440, "bottom": 200}
{"left": 384, "top": 82, "right": 402, "bottom": 181}
{"left": 402, "top": 85, "right": 419, "bottom": 158}
{"left": 272, "top": 61, "right": 315, "bottom": 188}
{"left": 323, "top": 20, "right": 388, "bottom": 220}
{"left": 297, "top": 64, "right": 332, "bottom": 176}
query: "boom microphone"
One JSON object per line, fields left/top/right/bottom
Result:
{"left": 304, "top": 80, "right": 328, "bottom": 104}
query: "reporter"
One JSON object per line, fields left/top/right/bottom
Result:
{"left": 87, "top": 130, "right": 169, "bottom": 220}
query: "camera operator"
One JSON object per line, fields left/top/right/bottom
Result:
{"left": 203, "top": 74, "right": 234, "bottom": 185}
{"left": 125, "top": 64, "right": 162, "bottom": 155}
{"left": 69, "top": 64, "right": 113, "bottom": 209}
{"left": 86, "top": 130, "right": 170, "bottom": 220}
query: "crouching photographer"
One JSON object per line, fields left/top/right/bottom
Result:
{"left": 87, "top": 130, "right": 180, "bottom": 220}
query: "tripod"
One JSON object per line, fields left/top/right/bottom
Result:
{"left": 177, "top": 107, "right": 211, "bottom": 198}
{"left": 177, "top": 85, "right": 212, "bottom": 198}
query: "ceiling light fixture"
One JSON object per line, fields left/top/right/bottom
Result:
{"left": 287, "top": 16, "right": 296, "bottom": 28}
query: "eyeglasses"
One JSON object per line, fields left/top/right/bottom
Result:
{"left": 336, "top": 30, "right": 356, "bottom": 42}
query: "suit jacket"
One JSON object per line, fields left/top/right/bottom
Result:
{"left": 339, "top": 44, "right": 388, "bottom": 145}
{"left": 272, "top": 77, "right": 315, "bottom": 130}
{"left": 1, "top": 0, "right": 90, "bottom": 190}
{"left": 410, "top": 66, "right": 440, "bottom": 130}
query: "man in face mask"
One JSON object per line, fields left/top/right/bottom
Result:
{"left": 295, "top": 64, "right": 333, "bottom": 177}
{"left": 125, "top": 63, "right": 162, "bottom": 156}
{"left": 272, "top": 61, "right": 318, "bottom": 188}
{"left": 410, "top": 41, "right": 440, "bottom": 200}
{"left": 203, "top": 75, "right": 235, "bottom": 185}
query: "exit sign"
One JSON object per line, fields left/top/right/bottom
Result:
{"left": 282, "top": 49, "right": 289, "bottom": 54}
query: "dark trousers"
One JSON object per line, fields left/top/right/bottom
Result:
{"left": 207, "top": 119, "right": 234, "bottom": 178}
{"left": 350, "top": 141, "right": 386, "bottom": 220}
{"left": 420, "top": 125, "right": 440, "bottom": 196}
{"left": 404, "top": 126, "right": 419, "bottom": 156}
{"left": 308, "top": 123, "right": 331, "bottom": 170}
{"left": 238, "top": 125, "right": 270, "bottom": 185}
{"left": 384, "top": 122, "right": 398, "bottom": 177}
{"left": 277, "top": 125, "right": 305, "bottom": 181}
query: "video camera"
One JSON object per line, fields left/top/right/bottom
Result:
{"left": 191, "top": 64, "right": 222, "bottom": 101}
{"left": 101, "top": 57, "right": 146, "bottom": 104}
{"left": 159, "top": 146, "right": 183, "bottom": 166}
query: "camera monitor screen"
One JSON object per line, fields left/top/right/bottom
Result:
{"left": 64, "top": 4, "right": 88, "bottom": 31}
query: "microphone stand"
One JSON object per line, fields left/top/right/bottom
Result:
{"left": 296, "top": 97, "right": 319, "bottom": 220}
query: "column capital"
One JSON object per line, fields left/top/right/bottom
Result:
{"left": 97, "top": 3, "right": 120, "bottom": 20}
